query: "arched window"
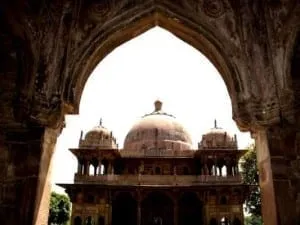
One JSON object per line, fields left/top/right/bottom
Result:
{"left": 232, "top": 217, "right": 242, "bottom": 225}
{"left": 99, "top": 164, "right": 105, "bottom": 175}
{"left": 86, "top": 216, "right": 94, "bottom": 225}
{"left": 98, "top": 216, "right": 105, "bottom": 225}
{"left": 74, "top": 216, "right": 82, "bottom": 225}
{"left": 221, "top": 165, "right": 227, "bottom": 177}
{"left": 220, "top": 217, "right": 230, "bottom": 225}
{"left": 89, "top": 164, "right": 95, "bottom": 176}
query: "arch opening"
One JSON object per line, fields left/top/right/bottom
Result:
{"left": 68, "top": 10, "right": 243, "bottom": 127}
{"left": 141, "top": 192, "right": 174, "bottom": 225}
{"left": 112, "top": 192, "right": 137, "bottom": 225}
{"left": 178, "top": 192, "right": 203, "bottom": 225}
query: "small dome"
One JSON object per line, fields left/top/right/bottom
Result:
{"left": 198, "top": 120, "right": 237, "bottom": 149}
{"left": 79, "top": 119, "right": 118, "bottom": 149}
{"left": 123, "top": 101, "right": 192, "bottom": 151}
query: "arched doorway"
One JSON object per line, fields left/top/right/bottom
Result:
{"left": 232, "top": 217, "right": 242, "bottom": 225}
{"left": 86, "top": 216, "right": 94, "bottom": 225}
{"left": 178, "top": 192, "right": 203, "bottom": 225}
{"left": 98, "top": 216, "right": 105, "bottom": 225}
{"left": 74, "top": 216, "right": 83, "bottom": 225}
{"left": 220, "top": 217, "right": 230, "bottom": 225}
{"left": 141, "top": 192, "right": 174, "bottom": 225}
{"left": 0, "top": 1, "right": 299, "bottom": 225}
{"left": 112, "top": 192, "right": 137, "bottom": 225}
{"left": 209, "top": 218, "right": 218, "bottom": 225}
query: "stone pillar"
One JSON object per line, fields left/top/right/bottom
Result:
{"left": 225, "top": 159, "right": 231, "bottom": 176}
{"left": 77, "top": 160, "right": 82, "bottom": 175}
{"left": 233, "top": 164, "right": 237, "bottom": 176}
{"left": 226, "top": 165, "right": 230, "bottom": 176}
{"left": 0, "top": 126, "right": 59, "bottom": 225}
{"left": 254, "top": 126, "right": 300, "bottom": 225}
{"left": 218, "top": 166, "right": 222, "bottom": 176}
{"left": 204, "top": 164, "right": 208, "bottom": 175}
{"left": 108, "top": 161, "right": 113, "bottom": 175}
{"left": 84, "top": 160, "right": 89, "bottom": 175}
{"left": 235, "top": 159, "right": 239, "bottom": 175}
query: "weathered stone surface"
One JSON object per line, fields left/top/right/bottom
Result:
{"left": 254, "top": 125, "right": 300, "bottom": 225}
{"left": 0, "top": 0, "right": 300, "bottom": 224}
{"left": 0, "top": 127, "right": 59, "bottom": 225}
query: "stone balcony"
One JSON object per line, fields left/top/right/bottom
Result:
{"left": 74, "top": 174, "right": 242, "bottom": 186}
{"left": 120, "top": 149, "right": 195, "bottom": 157}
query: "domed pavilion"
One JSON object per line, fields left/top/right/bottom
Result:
{"left": 59, "top": 101, "right": 250, "bottom": 225}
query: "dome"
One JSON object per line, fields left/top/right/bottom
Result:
{"left": 79, "top": 119, "right": 118, "bottom": 149}
{"left": 198, "top": 120, "right": 237, "bottom": 149}
{"left": 123, "top": 100, "right": 192, "bottom": 151}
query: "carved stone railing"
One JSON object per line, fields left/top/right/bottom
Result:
{"left": 120, "top": 149, "right": 195, "bottom": 157}
{"left": 74, "top": 174, "right": 242, "bottom": 185}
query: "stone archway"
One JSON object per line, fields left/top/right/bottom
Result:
{"left": 1, "top": 1, "right": 300, "bottom": 225}
{"left": 74, "top": 216, "right": 83, "bottom": 225}
{"left": 112, "top": 192, "right": 137, "bottom": 225}
{"left": 178, "top": 192, "right": 203, "bottom": 225}
{"left": 141, "top": 191, "right": 174, "bottom": 225}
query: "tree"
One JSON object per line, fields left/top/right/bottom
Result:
{"left": 240, "top": 144, "right": 262, "bottom": 219}
{"left": 48, "top": 192, "right": 71, "bottom": 225}
{"left": 244, "top": 215, "right": 263, "bottom": 225}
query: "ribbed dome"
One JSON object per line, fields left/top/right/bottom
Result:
{"left": 123, "top": 101, "right": 192, "bottom": 151}
{"left": 198, "top": 120, "right": 237, "bottom": 149}
{"left": 79, "top": 119, "right": 118, "bottom": 149}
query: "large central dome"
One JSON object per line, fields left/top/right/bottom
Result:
{"left": 123, "top": 100, "right": 192, "bottom": 151}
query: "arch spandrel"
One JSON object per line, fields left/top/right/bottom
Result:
{"left": 3, "top": 0, "right": 299, "bottom": 131}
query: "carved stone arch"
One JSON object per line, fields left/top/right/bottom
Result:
{"left": 65, "top": 3, "right": 246, "bottom": 128}
{"left": 272, "top": 3, "right": 300, "bottom": 92}
{"left": 0, "top": 12, "right": 38, "bottom": 125}
{"left": 291, "top": 32, "right": 300, "bottom": 117}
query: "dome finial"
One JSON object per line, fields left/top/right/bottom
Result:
{"left": 214, "top": 119, "right": 217, "bottom": 128}
{"left": 154, "top": 100, "right": 162, "bottom": 111}
{"left": 99, "top": 118, "right": 102, "bottom": 126}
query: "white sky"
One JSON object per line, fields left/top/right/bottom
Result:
{"left": 51, "top": 27, "right": 253, "bottom": 192}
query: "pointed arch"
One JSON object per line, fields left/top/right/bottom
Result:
{"left": 65, "top": 6, "right": 243, "bottom": 125}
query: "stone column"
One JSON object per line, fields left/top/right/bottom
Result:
{"left": 225, "top": 159, "right": 231, "bottom": 176}
{"left": 254, "top": 126, "right": 300, "bottom": 225}
{"left": 94, "top": 164, "right": 98, "bottom": 176}
{"left": 204, "top": 164, "right": 208, "bottom": 175}
{"left": 77, "top": 160, "right": 82, "bottom": 175}
{"left": 0, "top": 126, "right": 60, "bottom": 225}
{"left": 84, "top": 160, "right": 89, "bottom": 175}
{"left": 108, "top": 161, "right": 113, "bottom": 175}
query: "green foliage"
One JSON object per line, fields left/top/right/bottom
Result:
{"left": 240, "top": 144, "right": 262, "bottom": 217}
{"left": 48, "top": 192, "right": 71, "bottom": 225}
{"left": 244, "top": 215, "right": 263, "bottom": 225}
